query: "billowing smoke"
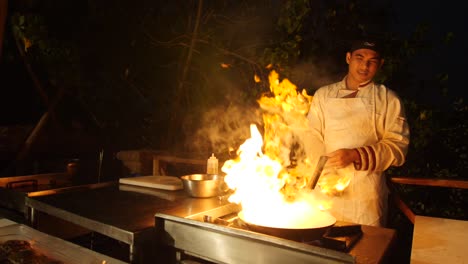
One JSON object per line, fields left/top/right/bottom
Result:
{"left": 186, "top": 104, "right": 262, "bottom": 158}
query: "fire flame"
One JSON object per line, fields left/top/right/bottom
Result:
{"left": 221, "top": 70, "right": 340, "bottom": 228}
{"left": 317, "top": 167, "right": 352, "bottom": 195}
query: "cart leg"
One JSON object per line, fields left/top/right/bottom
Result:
{"left": 27, "top": 207, "right": 37, "bottom": 228}
{"left": 129, "top": 243, "right": 135, "bottom": 263}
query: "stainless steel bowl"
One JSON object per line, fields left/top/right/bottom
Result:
{"left": 181, "top": 174, "right": 226, "bottom": 198}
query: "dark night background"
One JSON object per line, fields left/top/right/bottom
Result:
{"left": 0, "top": 1, "right": 466, "bottom": 262}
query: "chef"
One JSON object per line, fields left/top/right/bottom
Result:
{"left": 305, "top": 38, "right": 410, "bottom": 227}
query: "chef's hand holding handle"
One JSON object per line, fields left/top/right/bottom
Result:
{"left": 325, "top": 148, "right": 360, "bottom": 169}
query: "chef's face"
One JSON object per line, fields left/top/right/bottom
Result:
{"left": 346, "top": 49, "right": 383, "bottom": 85}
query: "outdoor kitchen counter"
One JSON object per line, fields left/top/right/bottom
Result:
{"left": 24, "top": 181, "right": 397, "bottom": 264}
{"left": 351, "top": 224, "right": 396, "bottom": 263}
{"left": 24, "top": 181, "right": 231, "bottom": 263}
{"left": 156, "top": 209, "right": 396, "bottom": 264}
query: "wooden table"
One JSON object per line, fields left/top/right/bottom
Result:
{"left": 411, "top": 215, "right": 468, "bottom": 264}
{"left": 351, "top": 225, "right": 396, "bottom": 264}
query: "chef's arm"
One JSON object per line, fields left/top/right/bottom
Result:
{"left": 354, "top": 90, "right": 410, "bottom": 171}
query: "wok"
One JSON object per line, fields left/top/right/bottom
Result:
{"left": 238, "top": 211, "right": 336, "bottom": 242}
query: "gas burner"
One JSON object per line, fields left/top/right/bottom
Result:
{"left": 203, "top": 211, "right": 362, "bottom": 252}
{"left": 304, "top": 223, "right": 363, "bottom": 252}
{"left": 203, "top": 212, "right": 249, "bottom": 229}
{"left": 156, "top": 209, "right": 357, "bottom": 264}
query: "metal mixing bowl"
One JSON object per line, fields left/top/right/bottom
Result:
{"left": 181, "top": 174, "right": 226, "bottom": 198}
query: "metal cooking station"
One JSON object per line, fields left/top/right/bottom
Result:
{"left": 23, "top": 180, "right": 396, "bottom": 264}
{"left": 0, "top": 172, "right": 73, "bottom": 217}
{"left": 156, "top": 205, "right": 396, "bottom": 264}
{"left": 24, "top": 181, "right": 232, "bottom": 263}
{"left": 0, "top": 217, "right": 126, "bottom": 264}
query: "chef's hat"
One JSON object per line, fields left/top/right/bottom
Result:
{"left": 349, "top": 38, "right": 384, "bottom": 57}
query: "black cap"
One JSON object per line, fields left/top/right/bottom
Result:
{"left": 349, "top": 39, "right": 383, "bottom": 57}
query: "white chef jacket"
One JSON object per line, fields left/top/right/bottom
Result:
{"left": 305, "top": 77, "right": 410, "bottom": 226}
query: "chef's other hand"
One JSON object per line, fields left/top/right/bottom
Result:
{"left": 326, "top": 149, "right": 359, "bottom": 168}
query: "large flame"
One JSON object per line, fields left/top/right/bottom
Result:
{"left": 221, "top": 70, "right": 347, "bottom": 228}
{"left": 222, "top": 124, "right": 334, "bottom": 227}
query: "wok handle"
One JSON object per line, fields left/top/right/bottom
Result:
{"left": 308, "top": 156, "right": 328, "bottom": 189}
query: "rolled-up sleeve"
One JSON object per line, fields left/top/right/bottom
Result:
{"left": 354, "top": 88, "right": 410, "bottom": 171}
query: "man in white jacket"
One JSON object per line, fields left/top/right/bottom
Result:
{"left": 306, "top": 38, "right": 410, "bottom": 226}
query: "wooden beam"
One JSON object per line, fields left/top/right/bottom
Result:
{"left": 152, "top": 155, "right": 205, "bottom": 176}
{"left": 390, "top": 177, "right": 468, "bottom": 189}
{"left": 391, "top": 193, "right": 415, "bottom": 224}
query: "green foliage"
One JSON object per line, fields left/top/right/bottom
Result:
{"left": 11, "top": 13, "right": 81, "bottom": 87}
{"left": 261, "top": 0, "right": 310, "bottom": 67}
{"left": 386, "top": 37, "right": 467, "bottom": 220}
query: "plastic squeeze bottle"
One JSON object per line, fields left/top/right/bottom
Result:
{"left": 207, "top": 153, "right": 218, "bottom": 174}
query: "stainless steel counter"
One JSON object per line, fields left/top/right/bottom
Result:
{"left": 24, "top": 181, "right": 231, "bottom": 263}
{"left": 0, "top": 172, "right": 72, "bottom": 216}
{"left": 0, "top": 222, "right": 127, "bottom": 264}
{"left": 24, "top": 181, "right": 397, "bottom": 264}
{"left": 156, "top": 204, "right": 396, "bottom": 264}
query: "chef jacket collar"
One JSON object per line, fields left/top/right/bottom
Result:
{"left": 341, "top": 75, "right": 374, "bottom": 91}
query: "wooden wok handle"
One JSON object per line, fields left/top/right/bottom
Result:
{"left": 308, "top": 156, "right": 328, "bottom": 189}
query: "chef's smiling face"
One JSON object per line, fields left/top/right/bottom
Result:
{"left": 346, "top": 48, "right": 383, "bottom": 87}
